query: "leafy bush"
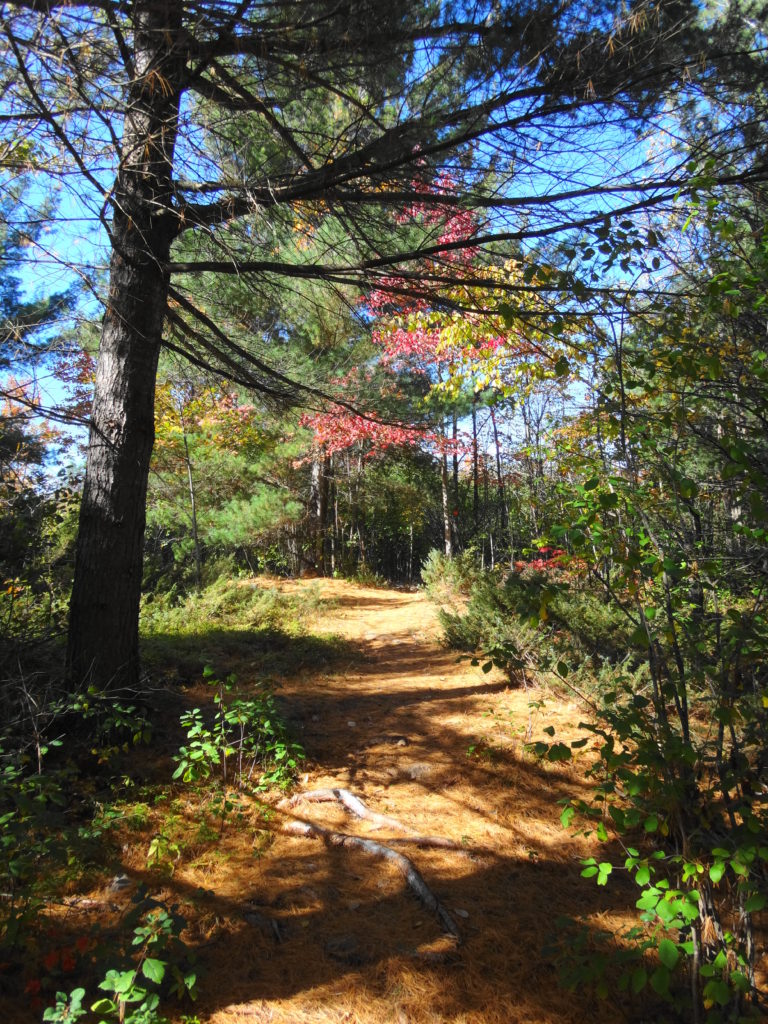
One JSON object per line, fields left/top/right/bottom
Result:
{"left": 432, "top": 548, "right": 768, "bottom": 1018}
{"left": 42, "top": 891, "right": 196, "bottom": 1024}
{"left": 438, "top": 574, "right": 547, "bottom": 681}
{"left": 173, "top": 666, "right": 303, "bottom": 791}
{"left": 430, "top": 556, "right": 642, "bottom": 688}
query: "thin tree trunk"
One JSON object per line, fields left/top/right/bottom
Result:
{"left": 490, "top": 407, "right": 509, "bottom": 551}
{"left": 330, "top": 453, "right": 337, "bottom": 575}
{"left": 182, "top": 429, "right": 202, "bottom": 590}
{"left": 309, "top": 455, "right": 329, "bottom": 572}
{"left": 408, "top": 522, "right": 413, "bottom": 583}
{"left": 472, "top": 398, "right": 479, "bottom": 536}
{"left": 67, "top": 0, "right": 184, "bottom": 689}
{"left": 441, "top": 453, "right": 453, "bottom": 558}
{"left": 452, "top": 410, "right": 460, "bottom": 529}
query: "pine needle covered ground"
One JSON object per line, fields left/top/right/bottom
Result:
{"left": 6, "top": 579, "right": 764, "bottom": 1023}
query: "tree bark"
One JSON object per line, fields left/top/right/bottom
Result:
{"left": 66, "top": 0, "right": 184, "bottom": 689}
{"left": 490, "top": 406, "right": 509, "bottom": 552}
{"left": 472, "top": 398, "right": 479, "bottom": 535}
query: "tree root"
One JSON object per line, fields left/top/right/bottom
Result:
{"left": 279, "top": 787, "right": 487, "bottom": 853}
{"left": 283, "top": 818, "right": 461, "bottom": 940}
{"left": 279, "top": 787, "right": 410, "bottom": 833}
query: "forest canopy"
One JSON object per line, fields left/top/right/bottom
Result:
{"left": 0, "top": 0, "right": 764, "bottom": 683}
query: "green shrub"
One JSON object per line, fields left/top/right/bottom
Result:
{"left": 173, "top": 666, "right": 303, "bottom": 792}
{"left": 141, "top": 576, "right": 310, "bottom": 636}
{"left": 421, "top": 549, "right": 482, "bottom": 606}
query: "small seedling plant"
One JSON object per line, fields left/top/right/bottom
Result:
{"left": 42, "top": 892, "right": 196, "bottom": 1024}
{"left": 172, "top": 666, "right": 303, "bottom": 792}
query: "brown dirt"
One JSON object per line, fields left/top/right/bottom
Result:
{"left": 172, "top": 579, "right": 638, "bottom": 1024}
{"left": 4, "top": 580, "right": 673, "bottom": 1023}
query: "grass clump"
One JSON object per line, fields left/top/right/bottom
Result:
{"left": 140, "top": 575, "right": 317, "bottom": 636}
{"left": 140, "top": 576, "right": 349, "bottom": 681}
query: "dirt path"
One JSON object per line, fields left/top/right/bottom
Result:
{"left": 188, "top": 579, "right": 635, "bottom": 1024}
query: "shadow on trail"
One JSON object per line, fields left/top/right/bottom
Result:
{"left": 108, "top": 591, "right": 646, "bottom": 1023}
{"left": 20, "top": 830, "right": 639, "bottom": 1024}
{"left": 319, "top": 594, "right": 416, "bottom": 612}
{"left": 141, "top": 626, "right": 360, "bottom": 683}
{"left": 190, "top": 849, "right": 638, "bottom": 1022}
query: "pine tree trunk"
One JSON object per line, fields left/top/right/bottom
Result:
{"left": 66, "top": 0, "right": 184, "bottom": 689}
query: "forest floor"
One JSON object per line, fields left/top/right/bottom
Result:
{"left": 158, "top": 578, "right": 638, "bottom": 1024}
{"left": 7, "top": 579, "right": 678, "bottom": 1023}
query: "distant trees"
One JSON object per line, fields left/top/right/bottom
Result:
{"left": 147, "top": 375, "right": 303, "bottom": 586}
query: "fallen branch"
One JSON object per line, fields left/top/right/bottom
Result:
{"left": 283, "top": 819, "right": 461, "bottom": 940}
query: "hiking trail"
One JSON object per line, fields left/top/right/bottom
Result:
{"left": 190, "top": 578, "right": 632, "bottom": 1024}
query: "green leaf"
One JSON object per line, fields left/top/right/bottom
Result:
{"left": 744, "top": 893, "right": 766, "bottom": 913}
{"left": 555, "top": 660, "right": 569, "bottom": 678}
{"left": 709, "top": 861, "right": 726, "bottom": 883}
{"left": 730, "top": 971, "right": 750, "bottom": 994}
{"left": 635, "top": 865, "right": 651, "bottom": 886}
{"left": 91, "top": 998, "right": 118, "bottom": 1014}
{"left": 650, "top": 965, "right": 670, "bottom": 996}
{"left": 643, "top": 815, "right": 658, "bottom": 833}
{"left": 547, "top": 743, "right": 572, "bottom": 762}
{"left": 497, "top": 302, "right": 515, "bottom": 326}
{"left": 481, "top": 661, "right": 493, "bottom": 674}
{"left": 658, "top": 938, "right": 679, "bottom": 970}
{"left": 599, "top": 492, "right": 619, "bottom": 510}
{"left": 637, "top": 890, "right": 661, "bottom": 911}
{"left": 560, "top": 805, "right": 575, "bottom": 828}
{"left": 142, "top": 957, "right": 166, "bottom": 984}
{"left": 554, "top": 356, "right": 570, "bottom": 377}
{"left": 597, "top": 862, "right": 613, "bottom": 885}
{"left": 703, "top": 979, "right": 731, "bottom": 1006}
{"left": 101, "top": 969, "right": 136, "bottom": 995}
{"left": 631, "top": 967, "right": 647, "bottom": 994}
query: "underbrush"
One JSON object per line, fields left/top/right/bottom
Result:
{"left": 0, "top": 575, "right": 316, "bottom": 1023}
{"left": 425, "top": 549, "right": 768, "bottom": 1021}
{"left": 141, "top": 575, "right": 322, "bottom": 636}
{"left": 425, "top": 550, "right": 632, "bottom": 689}
{"left": 421, "top": 548, "right": 481, "bottom": 609}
